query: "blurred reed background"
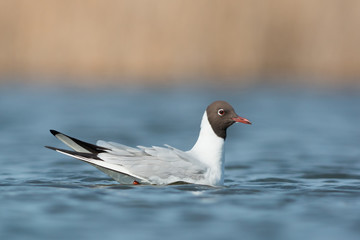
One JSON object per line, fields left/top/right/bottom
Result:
{"left": 0, "top": 0, "right": 359, "bottom": 85}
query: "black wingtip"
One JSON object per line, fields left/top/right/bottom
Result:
{"left": 50, "top": 129, "right": 60, "bottom": 136}
{"left": 45, "top": 146, "right": 57, "bottom": 151}
{"left": 47, "top": 130, "right": 109, "bottom": 154}
{"left": 45, "top": 146, "right": 102, "bottom": 160}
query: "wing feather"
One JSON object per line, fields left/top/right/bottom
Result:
{"left": 97, "top": 142, "right": 207, "bottom": 183}
{"left": 47, "top": 130, "right": 207, "bottom": 185}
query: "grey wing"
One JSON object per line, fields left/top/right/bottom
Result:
{"left": 96, "top": 141, "right": 207, "bottom": 184}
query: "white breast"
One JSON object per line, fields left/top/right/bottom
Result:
{"left": 188, "top": 111, "right": 225, "bottom": 185}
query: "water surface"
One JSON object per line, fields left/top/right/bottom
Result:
{"left": 1, "top": 85, "right": 360, "bottom": 240}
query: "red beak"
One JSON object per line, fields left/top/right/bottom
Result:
{"left": 232, "top": 116, "right": 252, "bottom": 125}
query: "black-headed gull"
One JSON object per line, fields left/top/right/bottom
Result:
{"left": 46, "top": 101, "right": 251, "bottom": 186}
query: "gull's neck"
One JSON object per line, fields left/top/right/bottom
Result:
{"left": 188, "top": 111, "right": 225, "bottom": 185}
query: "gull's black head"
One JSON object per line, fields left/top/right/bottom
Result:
{"left": 206, "top": 101, "right": 251, "bottom": 139}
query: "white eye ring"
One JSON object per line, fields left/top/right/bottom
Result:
{"left": 218, "top": 109, "right": 225, "bottom": 116}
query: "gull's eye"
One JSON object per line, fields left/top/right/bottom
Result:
{"left": 218, "top": 109, "right": 225, "bottom": 116}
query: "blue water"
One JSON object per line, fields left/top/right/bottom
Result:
{"left": 1, "top": 84, "right": 360, "bottom": 240}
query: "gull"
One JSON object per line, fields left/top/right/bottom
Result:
{"left": 46, "top": 101, "right": 251, "bottom": 186}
